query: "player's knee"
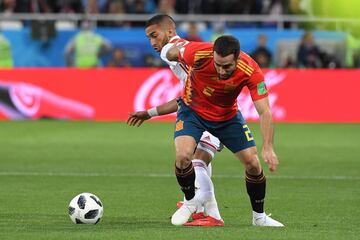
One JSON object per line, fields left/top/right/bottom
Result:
{"left": 244, "top": 156, "right": 261, "bottom": 174}
{"left": 245, "top": 164, "right": 261, "bottom": 176}
{"left": 240, "top": 149, "right": 261, "bottom": 173}
{"left": 175, "top": 152, "right": 193, "bottom": 169}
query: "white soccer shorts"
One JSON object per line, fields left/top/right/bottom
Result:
{"left": 196, "top": 131, "right": 224, "bottom": 158}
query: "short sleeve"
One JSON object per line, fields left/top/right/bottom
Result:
{"left": 247, "top": 70, "right": 268, "bottom": 101}
{"left": 160, "top": 43, "right": 177, "bottom": 67}
{"left": 158, "top": 42, "right": 187, "bottom": 86}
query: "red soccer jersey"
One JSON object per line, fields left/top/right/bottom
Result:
{"left": 178, "top": 41, "right": 268, "bottom": 122}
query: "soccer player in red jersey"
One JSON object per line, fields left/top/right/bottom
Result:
{"left": 128, "top": 19, "right": 284, "bottom": 228}
{"left": 168, "top": 35, "right": 284, "bottom": 227}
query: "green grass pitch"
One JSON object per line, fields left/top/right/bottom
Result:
{"left": 0, "top": 121, "right": 359, "bottom": 240}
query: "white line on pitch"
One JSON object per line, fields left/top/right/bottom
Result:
{"left": 0, "top": 171, "right": 359, "bottom": 180}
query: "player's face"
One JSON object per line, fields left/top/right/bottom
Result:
{"left": 213, "top": 51, "right": 237, "bottom": 80}
{"left": 145, "top": 24, "right": 169, "bottom": 53}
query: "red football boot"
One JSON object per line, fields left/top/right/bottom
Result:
{"left": 176, "top": 201, "right": 183, "bottom": 209}
{"left": 184, "top": 216, "right": 225, "bottom": 227}
{"left": 191, "top": 212, "right": 206, "bottom": 220}
{"left": 176, "top": 201, "right": 206, "bottom": 220}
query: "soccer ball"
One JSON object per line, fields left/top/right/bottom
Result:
{"left": 68, "top": 192, "right": 103, "bottom": 224}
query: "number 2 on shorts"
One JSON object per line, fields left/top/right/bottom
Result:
{"left": 243, "top": 124, "right": 254, "bottom": 141}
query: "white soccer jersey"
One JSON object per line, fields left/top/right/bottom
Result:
{"left": 160, "top": 36, "right": 188, "bottom": 86}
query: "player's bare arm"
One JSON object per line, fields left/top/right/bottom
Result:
{"left": 166, "top": 40, "right": 186, "bottom": 61}
{"left": 127, "top": 98, "right": 179, "bottom": 127}
{"left": 253, "top": 97, "right": 279, "bottom": 172}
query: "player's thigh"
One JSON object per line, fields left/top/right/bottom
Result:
{"left": 174, "top": 104, "right": 204, "bottom": 166}
{"left": 174, "top": 99, "right": 205, "bottom": 145}
{"left": 174, "top": 132, "right": 201, "bottom": 168}
{"left": 193, "top": 148, "right": 212, "bottom": 165}
{"left": 174, "top": 135, "right": 197, "bottom": 153}
{"left": 175, "top": 135, "right": 197, "bottom": 159}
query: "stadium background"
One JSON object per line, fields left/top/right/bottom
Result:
{"left": 0, "top": 1, "right": 359, "bottom": 240}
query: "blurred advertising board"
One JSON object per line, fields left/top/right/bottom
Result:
{"left": 0, "top": 68, "right": 359, "bottom": 122}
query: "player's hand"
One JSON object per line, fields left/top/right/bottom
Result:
{"left": 262, "top": 147, "right": 279, "bottom": 172}
{"left": 127, "top": 111, "right": 151, "bottom": 127}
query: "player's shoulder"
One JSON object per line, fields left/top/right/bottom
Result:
{"left": 239, "top": 51, "right": 259, "bottom": 68}
{"left": 184, "top": 41, "right": 213, "bottom": 63}
{"left": 188, "top": 41, "right": 213, "bottom": 52}
{"left": 169, "top": 36, "right": 186, "bottom": 44}
{"left": 237, "top": 51, "right": 261, "bottom": 76}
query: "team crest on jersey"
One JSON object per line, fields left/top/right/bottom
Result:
{"left": 175, "top": 120, "right": 184, "bottom": 131}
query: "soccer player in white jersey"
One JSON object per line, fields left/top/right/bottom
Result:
{"left": 143, "top": 14, "right": 224, "bottom": 226}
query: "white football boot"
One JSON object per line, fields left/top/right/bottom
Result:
{"left": 252, "top": 211, "right": 285, "bottom": 227}
{"left": 171, "top": 197, "right": 200, "bottom": 226}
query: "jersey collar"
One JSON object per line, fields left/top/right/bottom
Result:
{"left": 169, "top": 35, "right": 180, "bottom": 43}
